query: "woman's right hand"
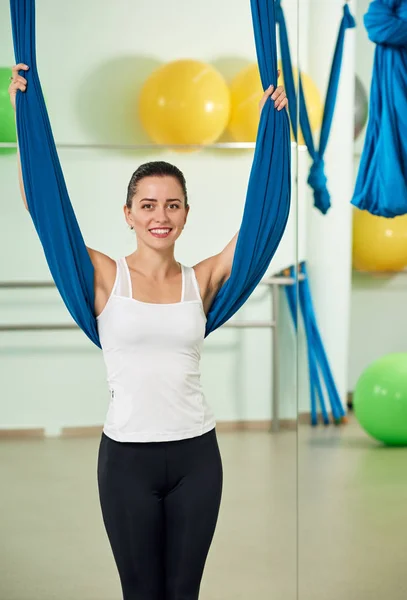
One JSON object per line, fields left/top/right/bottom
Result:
{"left": 8, "top": 64, "right": 29, "bottom": 111}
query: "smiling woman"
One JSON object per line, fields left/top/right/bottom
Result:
{"left": 86, "top": 161, "right": 233, "bottom": 600}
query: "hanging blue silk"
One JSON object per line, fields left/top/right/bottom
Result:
{"left": 284, "top": 269, "right": 323, "bottom": 425}
{"left": 10, "top": 0, "right": 100, "bottom": 347}
{"left": 10, "top": 0, "right": 291, "bottom": 345}
{"left": 300, "top": 263, "right": 345, "bottom": 423}
{"left": 205, "top": 0, "right": 291, "bottom": 333}
{"left": 275, "top": 1, "right": 355, "bottom": 214}
{"left": 352, "top": 0, "right": 407, "bottom": 217}
{"left": 285, "top": 264, "right": 345, "bottom": 424}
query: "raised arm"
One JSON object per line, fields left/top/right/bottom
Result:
{"left": 9, "top": 63, "right": 115, "bottom": 317}
{"left": 194, "top": 78, "right": 287, "bottom": 313}
{"left": 9, "top": 65, "right": 30, "bottom": 210}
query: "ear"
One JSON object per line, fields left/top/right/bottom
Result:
{"left": 123, "top": 204, "right": 134, "bottom": 229}
{"left": 184, "top": 205, "right": 190, "bottom": 226}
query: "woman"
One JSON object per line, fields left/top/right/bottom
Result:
{"left": 9, "top": 63, "right": 287, "bottom": 600}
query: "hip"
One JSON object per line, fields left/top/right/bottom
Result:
{"left": 97, "top": 426, "right": 223, "bottom": 492}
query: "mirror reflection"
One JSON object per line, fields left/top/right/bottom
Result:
{"left": 296, "top": 1, "right": 407, "bottom": 598}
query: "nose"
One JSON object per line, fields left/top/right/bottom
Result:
{"left": 153, "top": 206, "right": 169, "bottom": 223}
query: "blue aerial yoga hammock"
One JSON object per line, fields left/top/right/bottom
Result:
{"left": 10, "top": 0, "right": 291, "bottom": 348}
{"left": 351, "top": 0, "right": 407, "bottom": 217}
{"left": 275, "top": 0, "right": 355, "bottom": 214}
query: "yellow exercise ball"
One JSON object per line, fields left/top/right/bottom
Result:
{"left": 352, "top": 209, "right": 407, "bottom": 272}
{"left": 227, "top": 63, "right": 263, "bottom": 142}
{"left": 138, "top": 59, "right": 230, "bottom": 146}
{"left": 227, "top": 62, "right": 323, "bottom": 144}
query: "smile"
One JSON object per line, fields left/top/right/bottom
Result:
{"left": 149, "top": 228, "right": 172, "bottom": 238}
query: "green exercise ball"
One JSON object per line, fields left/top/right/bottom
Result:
{"left": 354, "top": 353, "right": 407, "bottom": 446}
{"left": 0, "top": 67, "right": 17, "bottom": 155}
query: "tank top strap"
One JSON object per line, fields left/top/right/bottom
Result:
{"left": 182, "top": 265, "right": 203, "bottom": 303}
{"left": 112, "top": 257, "right": 132, "bottom": 298}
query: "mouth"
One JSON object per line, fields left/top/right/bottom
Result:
{"left": 149, "top": 228, "right": 173, "bottom": 239}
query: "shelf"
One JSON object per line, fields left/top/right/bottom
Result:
{"left": 0, "top": 141, "right": 302, "bottom": 151}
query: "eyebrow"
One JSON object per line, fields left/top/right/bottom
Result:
{"left": 139, "top": 198, "right": 182, "bottom": 203}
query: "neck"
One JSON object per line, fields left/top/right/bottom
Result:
{"left": 127, "top": 244, "right": 180, "bottom": 280}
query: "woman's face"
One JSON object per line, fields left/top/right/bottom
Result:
{"left": 124, "top": 176, "right": 189, "bottom": 250}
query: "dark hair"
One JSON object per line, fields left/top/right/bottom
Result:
{"left": 126, "top": 161, "right": 188, "bottom": 208}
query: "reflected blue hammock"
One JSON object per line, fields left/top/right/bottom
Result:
{"left": 10, "top": 0, "right": 291, "bottom": 348}
{"left": 276, "top": 0, "right": 355, "bottom": 214}
{"left": 285, "top": 264, "right": 345, "bottom": 425}
{"left": 352, "top": 0, "right": 407, "bottom": 217}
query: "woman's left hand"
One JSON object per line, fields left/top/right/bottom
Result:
{"left": 259, "top": 70, "right": 288, "bottom": 114}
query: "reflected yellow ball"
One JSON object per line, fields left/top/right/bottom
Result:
{"left": 352, "top": 209, "right": 407, "bottom": 272}
{"left": 138, "top": 60, "right": 230, "bottom": 146}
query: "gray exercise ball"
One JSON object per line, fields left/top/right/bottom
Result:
{"left": 354, "top": 75, "right": 368, "bottom": 140}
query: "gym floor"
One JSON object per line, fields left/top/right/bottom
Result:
{"left": 1, "top": 417, "right": 406, "bottom": 600}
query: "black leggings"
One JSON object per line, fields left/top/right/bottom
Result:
{"left": 97, "top": 428, "right": 223, "bottom": 600}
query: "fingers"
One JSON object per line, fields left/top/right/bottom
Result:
{"left": 266, "top": 84, "right": 274, "bottom": 96}
{"left": 259, "top": 83, "right": 288, "bottom": 114}
{"left": 10, "top": 64, "right": 29, "bottom": 85}
{"left": 9, "top": 65, "right": 29, "bottom": 98}
{"left": 9, "top": 75, "right": 27, "bottom": 92}
{"left": 272, "top": 84, "right": 286, "bottom": 97}
{"left": 16, "top": 75, "right": 28, "bottom": 87}
{"left": 12, "top": 63, "right": 29, "bottom": 76}
{"left": 271, "top": 85, "right": 288, "bottom": 111}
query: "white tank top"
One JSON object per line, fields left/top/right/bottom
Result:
{"left": 96, "top": 257, "right": 216, "bottom": 442}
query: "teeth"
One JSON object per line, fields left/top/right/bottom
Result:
{"left": 151, "top": 229, "right": 171, "bottom": 234}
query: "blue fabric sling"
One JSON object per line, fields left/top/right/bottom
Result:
{"left": 352, "top": 0, "right": 407, "bottom": 217}
{"left": 10, "top": 0, "right": 290, "bottom": 347}
{"left": 276, "top": 0, "right": 355, "bottom": 214}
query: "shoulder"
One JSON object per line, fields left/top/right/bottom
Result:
{"left": 87, "top": 247, "right": 115, "bottom": 269}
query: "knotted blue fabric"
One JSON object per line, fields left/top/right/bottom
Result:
{"left": 10, "top": 0, "right": 291, "bottom": 346}
{"left": 276, "top": 1, "right": 355, "bottom": 214}
{"left": 352, "top": 0, "right": 407, "bottom": 217}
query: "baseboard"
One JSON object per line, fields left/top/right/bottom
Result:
{"left": 0, "top": 428, "right": 45, "bottom": 439}
{"left": 0, "top": 409, "right": 350, "bottom": 439}
{"left": 61, "top": 425, "right": 103, "bottom": 438}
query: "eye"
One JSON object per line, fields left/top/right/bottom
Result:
{"left": 141, "top": 203, "right": 153, "bottom": 210}
{"left": 168, "top": 203, "right": 181, "bottom": 210}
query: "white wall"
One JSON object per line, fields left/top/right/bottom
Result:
{"left": 348, "top": 272, "right": 407, "bottom": 389}
{"left": 0, "top": 0, "right": 301, "bottom": 432}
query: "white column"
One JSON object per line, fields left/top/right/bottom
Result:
{"left": 300, "top": 0, "right": 356, "bottom": 411}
